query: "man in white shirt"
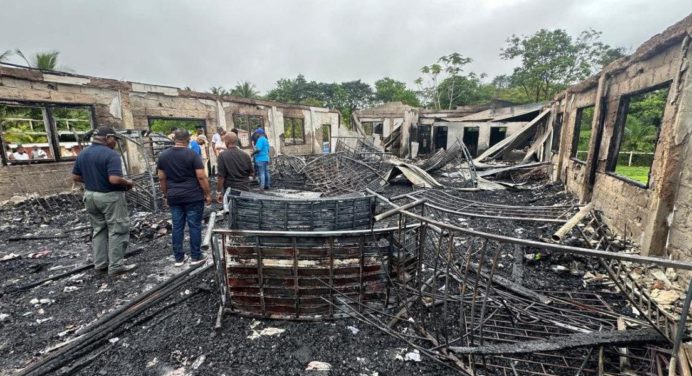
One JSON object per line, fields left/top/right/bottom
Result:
{"left": 32, "top": 146, "right": 48, "bottom": 159}
{"left": 213, "top": 129, "right": 227, "bottom": 156}
{"left": 12, "top": 145, "right": 30, "bottom": 161}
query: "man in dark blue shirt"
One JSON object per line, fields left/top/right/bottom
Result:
{"left": 157, "top": 129, "right": 212, "bottom": 266}
{"left": 72, "top": 126, "right": 136, "bottom": 276}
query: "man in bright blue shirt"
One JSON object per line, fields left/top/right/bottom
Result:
{"left": 188, "top": 137, "right": 202, "bottom": 155}
{"left": 252, "top": 129, "right": 271, "bottom": 190}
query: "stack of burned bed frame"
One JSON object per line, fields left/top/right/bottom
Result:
{"left": 209, "top": 190, "right": 416, "bottom": 321}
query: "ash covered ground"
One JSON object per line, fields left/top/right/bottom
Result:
{"left": 0, "top": 179, "right": 638, "bottom": 376}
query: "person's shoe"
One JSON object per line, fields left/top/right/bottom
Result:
{"left": 190, "top": 256, "right": 208, "bottom": 266}
{"left": 109, "top": 264, "right": 137, "bottom": 276}
{"left": 94, "top": 267, "right": 108, "bottom": 274}
{"left": 174, "top": 255, "right": 188, "bottom": 267}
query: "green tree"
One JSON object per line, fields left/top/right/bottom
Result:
{"left": 500, "top": 29, "right": 621, "bottom": 102}
{"left": 437, "top": 73, "right": 497, "bottom": 109}
{"left": 374, "top": 78, "right": 420, "bottom": 107}
{"left": 417, "top": 53, "right": 473, "bottom": 109}
{"left": 15, "top": 50, "right": 63, "bottom": 70}
{"left": 230, "top": 81, "right": 260, "bottom": 99}
{"left": 209, "top": 86, "right": 230, "bottom": 96}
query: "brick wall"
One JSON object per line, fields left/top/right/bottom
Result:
{"left": 0, "top": 162, "right": 75, "bottom": 200}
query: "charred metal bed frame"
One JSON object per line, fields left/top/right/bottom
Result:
{"left": 209, "top": 220, "right": 419, "bottom": 321}
{"left": 223, "top": 190, "right": 377, "bottom": 231}
{"left": 355, "top": 192, "right": 692, "bottom": 376}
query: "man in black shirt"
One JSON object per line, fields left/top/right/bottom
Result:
{"left": 72, "top": 126, "right": 136, "bottom": 276}
{"left": 216, "top": 132, "right": 254, "bottom": 201}
{"left": 157, "top": 129, "right": 212, "bottom": 266}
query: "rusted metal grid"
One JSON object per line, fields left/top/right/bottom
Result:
{"left": 401, "top": 189, "right": 577, "bottom": 223}
{"left": 416, "top": 138, "right": 477, "bottom": 188}
{"left": 301, "top": 152, "right": 387, "bottom": 196}
{"left": 209, "top": 225, "right": 420, "bottom": 320}
{"left": 268, "top": 155, "right": 307, "bottom": 189}
{"left": 334, "top": 137, "right": 392, "bottom": 175}
{"left": 567, "top": 209, "right": 680, "bottom": 342}
{"left": 225, "top": 191, "right": 376, "bottom": 231}
{"left": 326, "top": 198, "right": 692, "bottom": 375}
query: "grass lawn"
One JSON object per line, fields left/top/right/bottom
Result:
{"left": 614, "top": 165, "right": 650, "bottom": 185}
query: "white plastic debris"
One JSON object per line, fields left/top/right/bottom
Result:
{"left": 347, "top": 326, "right": 360, "bottom": 335}
{"left": 551, "top": 265, "right": 568, "bottom": 273}
{"left": 36, "top": 317, "right": 53, "bottom": 324}
{"left": 37, "top": 308, "right": 45, "bottom": 315}
{"left": 247, "top": 327, "right": 286, "bottom": 340}
{"left": 404, "top": 349, "right": 421, "bottom": 362}
{"left": 191, "top": 355, "right": 206, "bottom": 369}
{"left": 1, "top": 253, "right": 20, "bottom": 262}
{"left": 306, "top": 361, "right": 332, "bottom": 371}
{"left": 63, "top": 286, "right": 79, "bottom": 293}
{"left": 108, "top": 337, "right": 119, "bottom": 344}
{"left": 0, "top": 313, "right": 10, "bottom": 322}
{"left": 146, "top": 357, "right": 159, "bottom": 368}
{"left": 29, "top": 298, "right": 39, "bottom": 305}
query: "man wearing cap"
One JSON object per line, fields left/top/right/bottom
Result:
{"left": 157, "top": 129, "right": 212, "bottom": 266}
{"left": 72, "top": 125, "right": 136, "bottom": 276}
{"left": 252, "top": 128, "right": 271, "bottom": 190}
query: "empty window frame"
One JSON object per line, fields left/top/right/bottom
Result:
{"left": 52, "top": 107, "right": 96, "bottom": 160}
{"left": 0, "top": 104, "right": 94, "bottom": 165}
{"left": 551, "top": 113, "right": 563, "bottom": 153}
{"left": 283, "top": 117, "right": 305, "bottom": 145}
{"left": 489, "top": 127, "right": 507, "bottom": 148}
{"left": 571, "top": 105, "right": 595, "bottom": 163}
{"left": 149, "top": 118, "right": 206, "bottom": 135}
{"left": 607, "top": 84, "right": 669, "bottom": 187}
{"left": 362, "top": 122, "right": 374, "bottom": 136}
{"left": 233, "top": 114, "right": 264, "bottom": 134}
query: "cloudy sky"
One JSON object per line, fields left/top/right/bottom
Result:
{"left": 1, "top": 0, "right": 690, "bottom": 93}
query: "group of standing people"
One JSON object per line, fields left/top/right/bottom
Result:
{"left": 71, "top": 124, "right": 271, "bottom": 275}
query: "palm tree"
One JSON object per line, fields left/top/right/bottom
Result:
{"left": 231, "top": 81, "right": 259, "bottom": 99}
{"left": 622, "top": 117, "right": 658, "bottom": 152}
{"left": 0, "top": 50, "right": 12, "bottom": 62}
{"left": 14, "top": 49, "right": 63, "bottom": 71}
{"left": 209, "top": 86, "right": 230, "bottom": 96}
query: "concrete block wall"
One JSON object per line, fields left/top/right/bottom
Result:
{"left": 0, "top": 66, "right": 339, "bottom": 201}
{"left": 552, "top": 17, "right": 692, "bottom": 257}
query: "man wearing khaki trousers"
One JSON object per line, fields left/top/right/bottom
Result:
{"left": 72, "top": 125, "right": 137, "bottom": 276}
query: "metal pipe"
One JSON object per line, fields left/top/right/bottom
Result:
{"left": 374, "top": 199, "right": 426, "bottom": 221}
{"left": 392, "top": 206, "right": 692, "bottom": 271}
{"left": 669, "top": 278, "right": 692, "bottom": 376}
{"left": 210, "top": 224, "right": 420, "bottom": 238}
{"left": 201, "top": 211, "right": 217, "bottom": 251}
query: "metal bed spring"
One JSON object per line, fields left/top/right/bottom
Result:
{"left": 210, "top": 225, "right": 420, "bottom": 320}
{"left": 401, "top": 189, "right": 577, "bottom": 222}
{"left": 362, "top": 195, "right": 692, "bottom": 375}
{"left": 223, "top": 190, "right": 376, "bottom": 231}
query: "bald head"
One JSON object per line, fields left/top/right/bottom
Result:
{"left": 224, "top": 132, "right": 238, "bottom": 148}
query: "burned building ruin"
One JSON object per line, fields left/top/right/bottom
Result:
{"left": 2, "top": 11, "right": 692, "bottom": 376}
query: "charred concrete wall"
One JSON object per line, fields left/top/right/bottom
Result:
{"left": 552, "top": 14, "right": 692, "bottom": 257}
{"left": 0, "top": 66, "right": 339, "bottom": 201}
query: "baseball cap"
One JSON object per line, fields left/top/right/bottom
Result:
{"left": 93, "top": 126, "right": 119, "bottom": 138}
